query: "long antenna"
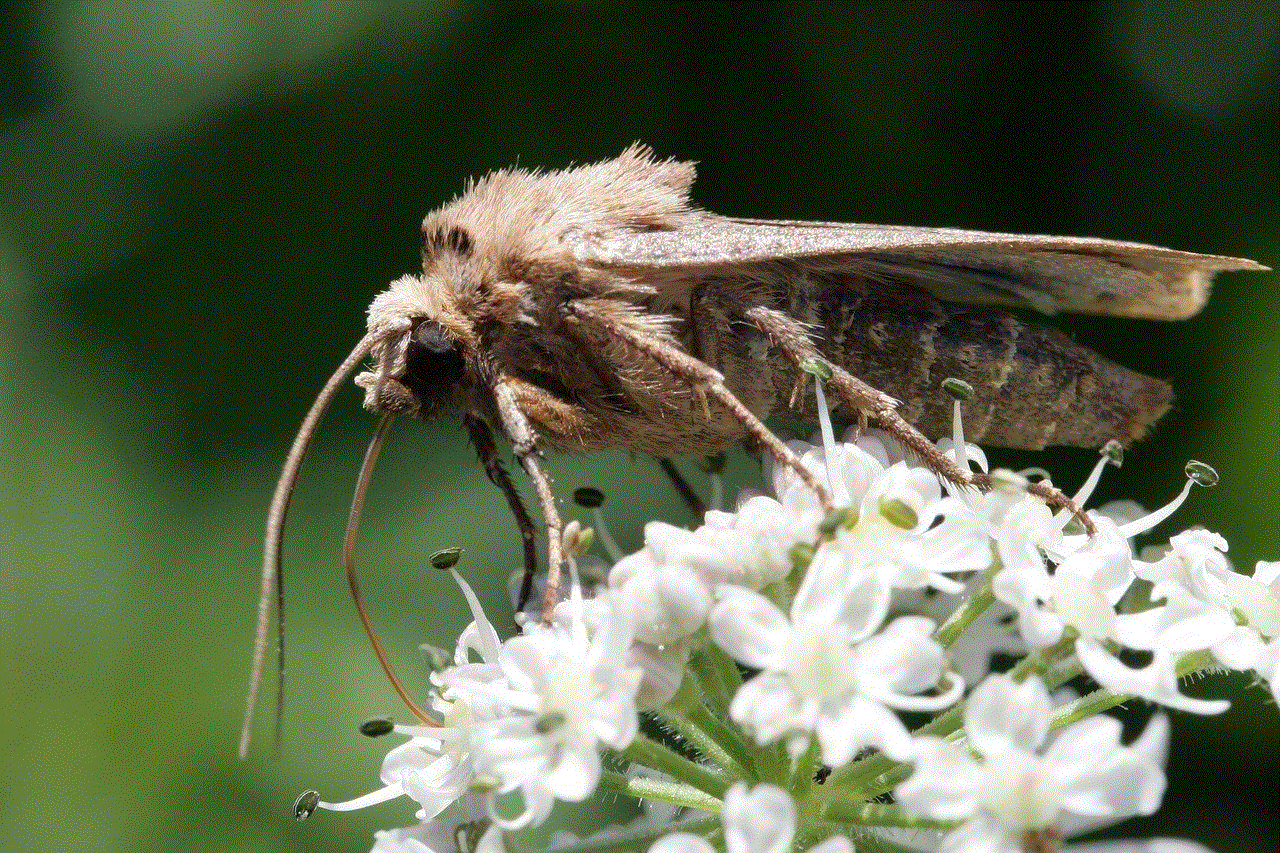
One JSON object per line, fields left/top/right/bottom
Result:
{"left": 240, "top": 332, "right": 380, "bottom": 759}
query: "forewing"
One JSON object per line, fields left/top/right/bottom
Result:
{"left": 575, "top": 215, "right": 1266, "bottom": 320}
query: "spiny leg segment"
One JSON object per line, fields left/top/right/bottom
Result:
{"left": 492, "top": 377, "right": 567, "bottom": 621}
{"left": 464, "top": 414, "right": 540, "bottom": 611}
{"left": 740, "top": 304, "right": 1095, "bottom": 533}
{"left": 656, "top": 457, "right": 709, "bottom": 520}
{"left": 562, "top": 299, "right": 834, "bottom": 513}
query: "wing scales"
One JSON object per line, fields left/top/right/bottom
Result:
{"left": 575, "top": 216, "right": 1266, "bottom": 320}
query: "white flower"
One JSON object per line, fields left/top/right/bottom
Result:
{"left": 1067, "top": 841, "right": 1218, "bottom": 853}
{"left": 609, "top": 510, "right": 802, "bottom": 648}
{"left": 898, "top": 580, "right": 1028, "bottom": 685}
{"left": 628, "top": 637, "right": 693, "bottom": 710}
{"left": 610, "top": 530, "right": 716, "bottom": 647}
{"left": 1136, "top": 530, "right": 1236, "bottom": 611}
{"left": 897, "top": 675, "right": 1167, "bottom": 853}
{"left": 1075, "top": 643, "right": 1229, "bottom": 716}
{"left": 1250, "top": 636, "right": 1280, "bottom": 706}
{"left": 702, "top": 492, "right": 822, "bottom": 589}
{"left": 302, "top": 388, "right": 1275, "bottom": 852}
{"left": 649, "top": 784, "right": 852, "bottom": 853}
{"left": 1233, "top": 560, "right": 1280, "bottom": 636}
{"left": 766, "top": 434, "right": 889, "bottom": 516}
{"left": 710, "top": 553, "right": 959, "bottom": 763}
{"left": 318, "top": 705, "right": 477, "bottom": 820}
{"left": 824, "top": 461, "right": 993, "bottom": 594}
{"left": 989, "top": 513, "right": 1238, "bottom": 714}
{"left": 1210, "top": 559, "right": 1280, "bottom": 680}
{"left": 442, "top": 590, "right": 643, "bottom": 828}
{"left": 993, "top": 518, "right": 1136, "bottom": 649}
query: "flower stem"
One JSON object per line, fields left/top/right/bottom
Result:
{"left": 934, "top": 562, "right": 998, "bottom": 648}
{"left": 618, "top": 734, "right": 732, "bottom": 799}
{"left": 689, "top": 640, "right": 743, "bottom": 709}
{"left": 596, "top": 768, "right": 724, "bottom": 813}
{"left": 649, "top": 700, "right": 753, "bottom": 781}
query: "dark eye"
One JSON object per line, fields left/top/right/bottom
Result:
{"left": 402, "top": 320, "right": 466, "bottom": 394}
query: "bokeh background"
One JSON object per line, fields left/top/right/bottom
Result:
{"left": 1, "top": 2, "right": 1276, "bottom": 851}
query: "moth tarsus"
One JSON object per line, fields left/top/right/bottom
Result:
{"left": 240, "top": 143, "right": 1265, "bottom": 755}
{"left": 657, "top": 457, "right": 708, "bottom": 520}
{"left": 464, "top": 413, "right": 539, "bottom": 607}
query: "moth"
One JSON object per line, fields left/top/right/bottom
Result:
{"left": 240, "top": 143, "right": 1263, "bottom": 754}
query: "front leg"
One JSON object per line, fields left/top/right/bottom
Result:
{"left": 464, "top": 414, "right": 539, "bottom": 612}
{"left": 491, "top": 376, "right": 566, "bottom": 620}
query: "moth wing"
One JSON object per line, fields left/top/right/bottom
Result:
{"left": 575, "top": 216, "right": 1266, "bottom": 320}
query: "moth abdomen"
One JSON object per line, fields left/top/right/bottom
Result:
{"left": 789, "top": 277, "right": 1171, "bottom": 450}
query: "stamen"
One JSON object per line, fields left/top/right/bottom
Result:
{"left": 801, "top": 358, "right": 840, "bottom": 500}
{"left": 447, "top": 567, "right": 503, "bottom": 662}
{"left": 430, "top": 547, "right": 464, "bottom": 570}
{"left": 696, "top": 452, "right": 726, "bottom": 512}
{"left": 574, "top": 488, "right": 622, "bottom": 561}
{"left": 359, "top": 717, "right": 396, "bottom": 737}
{"left": 1185, "top": 460, "right": 1220, "bottom": 487}
{"left": 1076, "top": 441, "right": 1123, "bottom": 505}
{"left": 293, "top": 790, "right": 320, "bottom": 821}
{"left": 942, "top": 377, "right": 974, "bottom": 475}
{"left": 1048, "top": 440, "right": 1125, "bottom": 532}
{"left": 1116, "top": 462, "right": 1218, "bottom": 539}
{"left": 317, "top": 782, "right": 408, "bottom": 813}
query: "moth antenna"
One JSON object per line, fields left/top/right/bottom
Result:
{"left": 240, "top": 331, "right": 381, "bottom": 760}
{"left": 343, "top": 413, "right": 438, "bottom": 727}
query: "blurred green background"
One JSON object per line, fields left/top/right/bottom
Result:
{"left": 1, "top": 2, "right": 1276, "bottom": 851}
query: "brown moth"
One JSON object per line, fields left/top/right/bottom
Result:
{"left": 240, "top": 143, "right": 1264, "bottom": 755}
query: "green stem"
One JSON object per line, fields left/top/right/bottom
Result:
{"left": 690, "top": 640, "right": 743, "bottom": 708}
{"left": 619, "top": 734, "right": 731, "bottom": 799}
{"left": 1007, "top": 635, "right": 1076, "bottom": 682}
{"left": 1049, "top": 648, "right": 1219, "bottom": 730}
{"left": 786, "top": 736, "right": 821, "bottom": 801}
{"left": 934, "top": 561, "right": 998, "bottom": 648}
{"left": 596, "top": 768, "right": 723, "bottom": 813}
{"left": 653, "top": 670, "right": 754, "bottom": 778}
{"left": 687, "top": 703, "right": 757, "bottom": 777}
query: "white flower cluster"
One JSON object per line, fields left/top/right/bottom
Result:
{"left": 317, "top": 577, "right": 642, "bottom": 833}
{"left": 304, "top": 409, "right": 1277, "bottom": 853}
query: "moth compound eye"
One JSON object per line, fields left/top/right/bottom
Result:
{"left": 403, "top": 319, "right": 465, "bottom": 393}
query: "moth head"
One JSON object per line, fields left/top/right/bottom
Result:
{"left": 355, "top": 273, "right": 478, "bottom": 420}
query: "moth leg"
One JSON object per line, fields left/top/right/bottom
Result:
{"left": 656, "top": 457, "right": 708, "bottom": 519}
{"left": 563, "top": 300, "right": 833, "bottom": 512}
{"left": 464, "top": 413, "right": 539, "bottom": 612}
{"left": 741, "top": 305, "right": 1094, "bottom": 532}
{"left": 491, "top": 377, "right": 566, "bottom": 620}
